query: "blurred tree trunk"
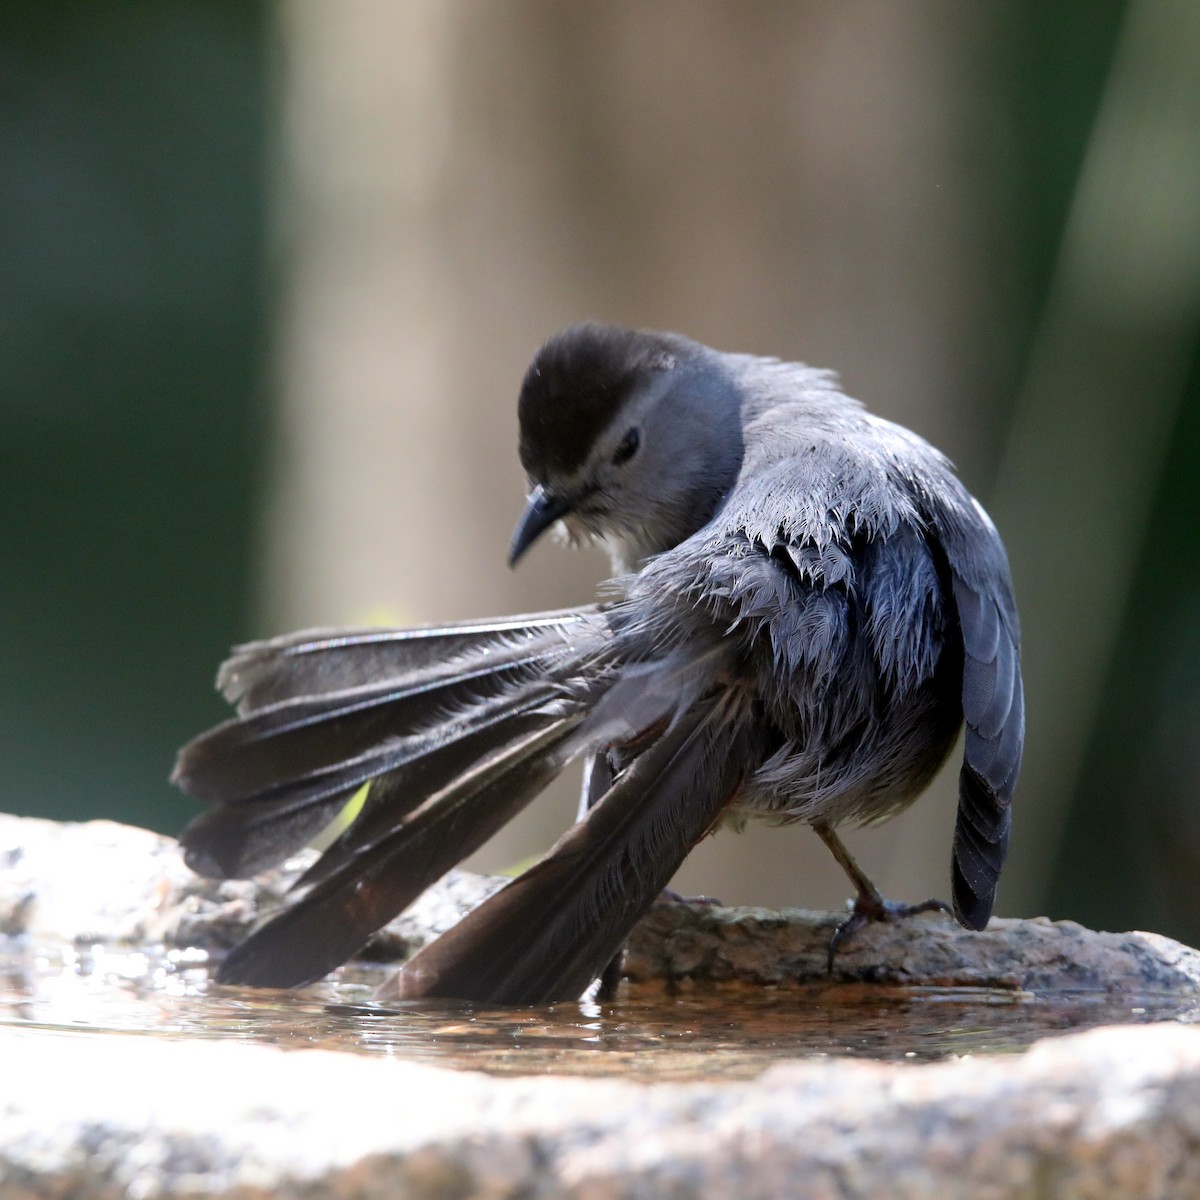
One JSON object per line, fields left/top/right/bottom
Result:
{"left": 266, "top": 1, "right": 1007, "bottom": 909}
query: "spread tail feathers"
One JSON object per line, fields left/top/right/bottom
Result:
{"left": 174, "top": 607, "right": 610, "bottom": 880}
{"left": 175, "top": 605, "right": 750, "bottom": 1002}
{"left": 174, "top": 607, "right": 622, "bottom": 988}
{"left": 379, "top": 696, "right": 761, "bottom": 1006}
{"left": 212, "top": 717, "right": 583, "bottom": 988}
{"left": 216, "top": 608, "right": 596, "bottom": 714}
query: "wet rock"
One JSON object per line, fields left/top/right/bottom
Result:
{"left": 624, "top": 901, "right": 1200, "bottom": 997}
{"left": 6, "top": 812, "right": 1200, "bottom": 1198}
{"left": 3, "top": 813, "right": 1200, "bottom": 1000}
{"left": 0, "top": 813, "right": 501, "bottom": 966}
{"left": 3, "top": 1020, "right": 1200, "bottom": 1198}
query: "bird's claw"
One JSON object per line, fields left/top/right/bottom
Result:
{"left": 825, "top": 894, "right": 951, "bottom": 974}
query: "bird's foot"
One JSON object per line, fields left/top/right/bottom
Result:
{"left": 825, "top": 893, "right": 950, "bottom": 974}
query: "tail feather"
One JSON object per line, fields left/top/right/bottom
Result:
{"left": 180, "top": 686, "right": 564, "bottom": 883}
{"left": 289, "top": 703, "right": 580, "bottom": 892}
{"left": 178, "top": 678, "right": 587, "bottom": 878}
{"left": 174, "top": 642, "right": 578, "bottom": 803}
{"left": 180, "top": 789, "right": 356, "bottom": 880}
{"left": 176, "top": 606, "right": 614, "bottom": 885}
{"left": 175, "top": 659, "right": 565, "bottom": 804}
{"left": 214, "top": 718, "right": 584, "bottom": 988}
{"left": 176, "top": 605, "right": 757, "bottom": 1002}
{"left": 381, "top": 696, "right": 760, "bottom": 1006}
{"left": 220, "top": 608, "right": 599, "bottom": 713}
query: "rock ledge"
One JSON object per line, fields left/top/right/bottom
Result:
{"left": 6, "top": 813, "right": 1200, "bottom": 1199}
{"left": 4, "top": 1021, "right": 1200, "bottom": 1199}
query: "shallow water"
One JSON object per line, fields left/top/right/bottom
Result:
{"left": 3, "top": 938, "right": 1194, "bottom": 1080}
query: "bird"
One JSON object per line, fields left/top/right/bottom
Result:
{"left": 173, "top": 322, "right": 1023, "bottom": 1006}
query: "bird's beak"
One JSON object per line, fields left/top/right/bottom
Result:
{"left": 508, "top": 484, "right": 573, "bottom": 567}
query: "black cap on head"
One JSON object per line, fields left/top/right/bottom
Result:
{"left": 517, "top": 323, "right": 681, "bottom": 478}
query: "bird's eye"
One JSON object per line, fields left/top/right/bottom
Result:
{"left": 611, "top": 427, "right": 640, "bottom": 466}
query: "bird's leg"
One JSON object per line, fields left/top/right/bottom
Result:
{"left": 577, "top": 750, "right": 615, "bottom": 821}
{"left": 814, "top": 823, "right": 950, "bottom": 972}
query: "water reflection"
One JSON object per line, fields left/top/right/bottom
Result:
{"left": 1, "top": 939, "right": 1193, "bottom": 1081}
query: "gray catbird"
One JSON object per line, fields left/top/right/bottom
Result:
{"left": 174, "top": 323, "right": 1023, "bottom": 1005}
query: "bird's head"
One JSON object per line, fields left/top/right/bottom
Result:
{"left": 509, "top": 323, "right": 744, "bottom": 572}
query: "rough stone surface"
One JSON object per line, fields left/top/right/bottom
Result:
{"left": 4, "top": 1021, "right": 1200, "bottom": 1198}
{"left": 3, "top": 813, "right": 1200, "bottom": 999}
{"left": 625, "top": 901, "right": 1200, "bottom": 997}
{"left": 6, "top": 813, "right": 1200, "bottom": 1198}
{"left": 0, "top": 813, "right": 502, "bottom": 965}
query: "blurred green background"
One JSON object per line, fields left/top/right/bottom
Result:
{"left": 1, "top": 4, "right": 269, "bottom": 830}
{"left": 3, "top": 2, "right": 1199, "bottom": 944}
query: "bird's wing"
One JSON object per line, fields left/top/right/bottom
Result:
{"left": 175, "top": 607, "right": 610, "bottom": 879}
{"left": 627, "top": 422, "right": 1023, "bottom": 930}
{"left": 217, "top": 607, "right": 600, "bottom": 713}
{"left": 715, "top": 421, "right": 1024, "bottom": 931}
{"left": 382, "top": 693, "right": 761, "bottom": 1005}
{"left": 211, "top": 716, "right": 583, "bottom": 989}
{"left": 621, "top": 437, "right": 938, "bottom": 731}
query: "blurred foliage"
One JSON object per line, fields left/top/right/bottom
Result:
{"left": 991, "top": 2, "right": 1200, "bottom": 944}
{"left": 0, "top": 2, "right": 269, "bottom": 832}
{"left": 988, "top": 2, "right": 1127, "bottom": 428}
{"left": 1049, "top": 344, "right": 1200, "bottom": 942}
